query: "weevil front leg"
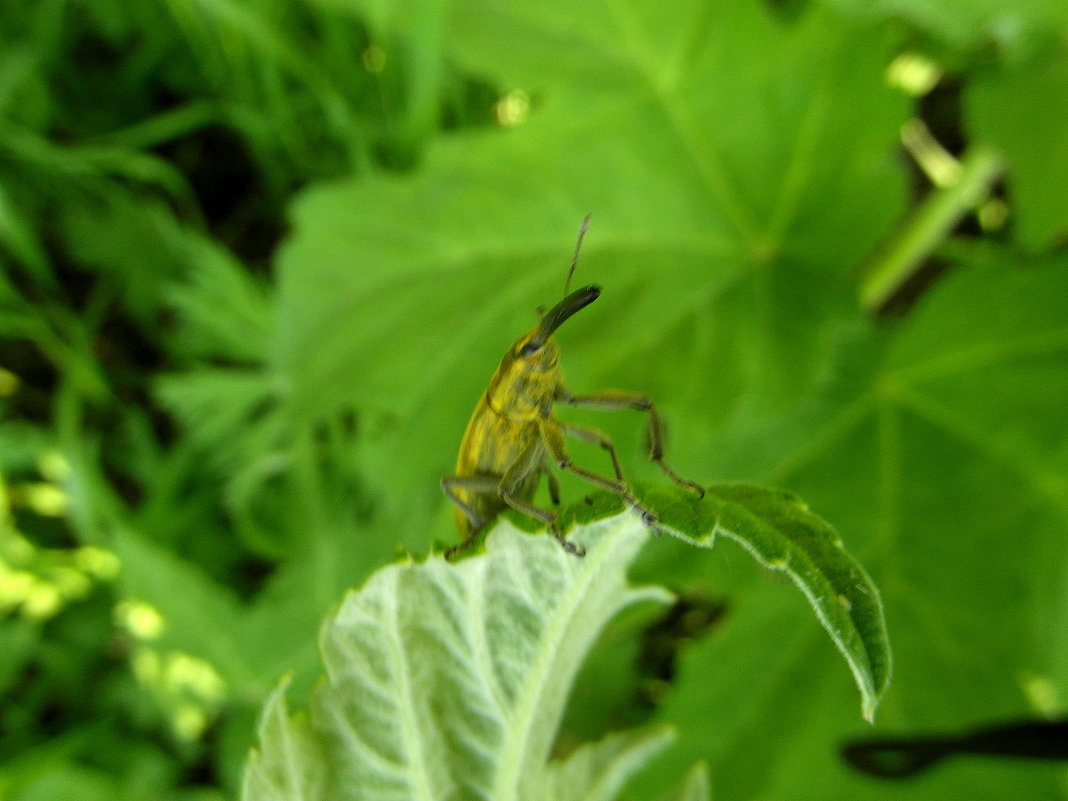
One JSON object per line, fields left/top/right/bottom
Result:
{"left": 539, "top": 418, "right": 661, "bottom": 533}
{"left": 556, "top": 389, "right": 705, "bottom": 497}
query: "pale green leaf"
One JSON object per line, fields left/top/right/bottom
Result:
{"left": 261, "top": 516, "right": 669, "bottom": 800}
{"left": 536, "top": 725, "right": 676, "bottom": 801}
{"left": 657, "top": 762, "right": 711, "bottom": 801}
{"left": 242, "top": 679, "right": 326, "bottom": 801}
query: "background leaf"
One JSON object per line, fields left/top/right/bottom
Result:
{"left": 3, "top": 0, "right": 1066, "bottom": 798}
{"left": 625, "top": 254, "right": 1068, "bottom": 801}
{"left": 274, "top": 0, "right": 908, "bottom": 544}
{"left": 964, "top": 45, "right": 1068, "bottom": 250}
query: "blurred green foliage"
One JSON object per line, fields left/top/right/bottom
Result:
{"left": 1, "top": 0, "right": 1066, "bottom": 798}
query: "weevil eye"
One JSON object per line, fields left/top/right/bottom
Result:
{"left": 518, "top": 341, "right": 540, "bottom": 357}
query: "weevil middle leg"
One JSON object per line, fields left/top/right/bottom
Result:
{"left": 556, "top": 389, "right": 706, "bottom": 498}
{"left": 538, "top": 417, "right": 661, "bottom": 532}
{"left": 497, "top": 435, "right": 586, "bottom": 556}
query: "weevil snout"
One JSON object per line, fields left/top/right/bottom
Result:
{"left": 521, "top": 284, "right": 601, "bottom": 355}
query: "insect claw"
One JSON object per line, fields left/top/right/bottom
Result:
{"left": 657, "top": 461, "right": 705, "bottom": 499}
{"left": 444, "top": 536, "right": 475, "bottom": 561}
{"left": 550, "top": 523, "right": 586, "bottom": 557}
{"left": 689, "top": 482, "right": 706, "bottom": 499}
{"left": 560, "top": 538, "right": 587, "bottom": 557}
{"left": 623, "top": 495, "right": 662, "bottom": 534}
{"left": 640, "top": 510, "right": 662, "bottom": 535}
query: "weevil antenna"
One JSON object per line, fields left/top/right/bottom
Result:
{"left": 564, "top": 214, "right": 591, "bottom": 296}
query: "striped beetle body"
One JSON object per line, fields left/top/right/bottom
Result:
{"left": 441, "top": 217, "right": 703, "bottom": 558}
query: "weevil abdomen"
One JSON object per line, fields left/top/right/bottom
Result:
{"left": 450, "top": 391, "right": 547, "bottom": 535}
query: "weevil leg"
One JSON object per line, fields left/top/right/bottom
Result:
{"left": 555, "top": 389, "right": 705, "bottom": 498}
{"left": 539, "top": 418, "right": 662, "bottom": 535}
{"left": 441, "top": 474, "right": 499, "bottom": 530}
{"left": 498, "top": 444, "right": 585, "bottom": 557}
{"left": 444, "top": 535, "right": 478, "bottom": 561}
{"left": 546, "top": 469, "right": 561, "bottom": 507}
{"left": 441, "top": 474, "right": 501, "bottom": 559}
{"left": 560, "top": 422, "right": 625, "bottom": 481}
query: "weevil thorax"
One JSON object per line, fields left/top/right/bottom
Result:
{"left": 488, "top": 329, "right": 562, "bottom": 418}
{"left": 484, "top": 284, "right": 601, "bottom": 420}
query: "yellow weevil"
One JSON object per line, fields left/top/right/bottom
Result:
{"left": 442, "top": 217, "right": 704, "bottom": 558}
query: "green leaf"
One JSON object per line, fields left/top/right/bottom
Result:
{"left": 658, "top": 762, "right": 711, "bottom": 801}
{"left": 113, "top": 523, "right": 379, "bottom": 700}
{"left": 242, "top": 516, "right": 673, "bottom": 800}
{"left": 629, "top": 254, "right": 1068, "bottom": 801}
{"left": 559, "top": 484, "right": 890, "bottom": 721}
{"left": 540, "top": 726, "right": 676, "bottom": 801}
{"left": 965, "top": 44, "right": 1068, "bottom": 251}
{"left": 112, "top": 527, "right": 261, "bottom": 692}
{"left": 676, "top": 485, "right": 890, "bottom": 722}
{"left": 274, "top": 0, "right": 908, "bottom": 544}
{"left": 823, "top": 0, "right": 1068, "bottom": 53}
{"left": 0, "top": 180, "right": 50, "bottom": 282}
{"left": 163, "top": 235, "right": 272, "bottom": 363}
{"left": 242, "top": 679, "right": 326, "bottom": 801}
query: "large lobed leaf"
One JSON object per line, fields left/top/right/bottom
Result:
{"left": 626, "top": 255, "right": 1068, "bottom": 801}
{"left": 271, "top": 0, "right": 908, "bottom": 545}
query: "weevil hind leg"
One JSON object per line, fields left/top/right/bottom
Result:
{"left": 441, "top": 474, "right": 500, "bottom": 559}
{"left": 498, "top": 485, "right": 586, "bottom": 557}
{"left": 444, "top": 534, "right": 477, "bottom": 561}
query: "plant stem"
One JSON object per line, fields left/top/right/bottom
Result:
{"left": 859, "top": 144, "right": 1003, "bottom": 313}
